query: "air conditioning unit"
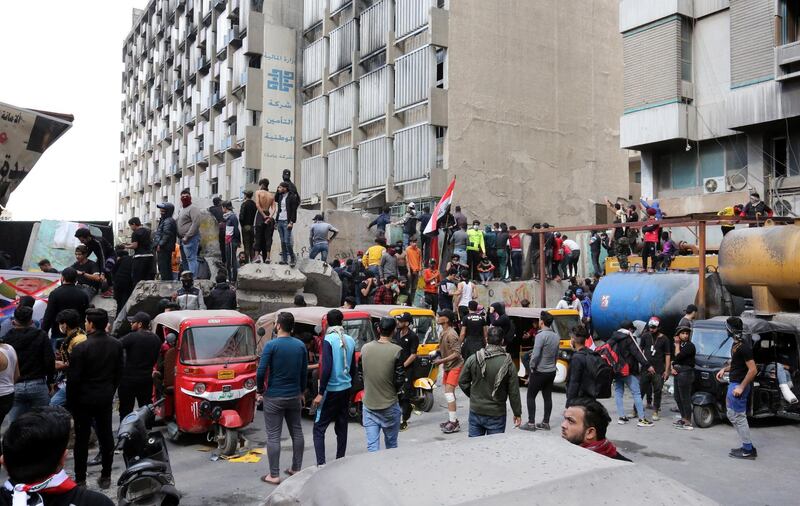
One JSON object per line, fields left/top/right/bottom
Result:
{"left": 703, "top": 176, "right": 726, "bottom": 194}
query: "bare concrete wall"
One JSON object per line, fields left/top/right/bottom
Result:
{"left": 290, "top": 208, "right": 377, "bottom": 261}
{"left": 446, "top": 0, "right": 628, "bottom": 226}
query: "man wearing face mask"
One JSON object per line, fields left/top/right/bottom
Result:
{"left": 740, "top": 192, "right": 772, "bottom": 227}
{"left": 176, "top": 188, "right": 202, "bottom": 277}
{"left": 172, "top": 271, "right": 206, "bottom": 310}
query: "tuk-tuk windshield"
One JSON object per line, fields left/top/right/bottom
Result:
{"left": 181, "top": 325, "right": 257, "bottom": 365}
{"left": 552, "top": 315, "right": 582, "bottom": 340}
{"left": 414, "top": 316, "right": 438, "bottom": 345}
{"left": 343, "top": 319, "right": 376, "bottom": 351}
{"left": 692, "top": 327, "right": 733, "bottom": 359}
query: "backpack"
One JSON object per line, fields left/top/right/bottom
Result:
{"left": 596, "top": 339, "right": 630, "bottom": 377}
{"left": 583, "top": 350, "right": 613, "bottom": 399}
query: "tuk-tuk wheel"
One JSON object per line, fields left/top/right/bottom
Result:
{"left": 693, "top": 404, "right": 716, "bottom": 428}
{"left": 216, "top": 426, "right": 239, "bottom": 456}
{"left": 417, "top": 389, "right": 434, "bottom": 412}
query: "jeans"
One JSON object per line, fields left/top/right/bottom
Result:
{"left": 614, "top": 374, "right": 645, "bottom": 419}
{"left": 673, "top": 369, "right": 694, "bottom": 421}
{"left": 277, "top": 220, "right": 296, "bottom": 263}
{"left": 402, "top": 233, "right": 411, "bottom": 248}
{"left": 50, "top": 385, "right": 67, "bottom": 407}
{"left": 591, "top": 251, "right": 602, "bottom": 276}
{"left": 118, "top": 378, "right": 153, "bottom": 423}
{"left": 468, "top": 411, "right": 506, "bottom": 437}
{"left": 225, "top": 241, "right": 240, "bottom": 283}
{"left": 480, "top": 271, "right": 493, "bottom": 283}
{"left": 309, "top": 242, "right": 329, "bottom": 261}
{"left": 363, "top": 403, "right": 401, "bottom": 452}
{"left": 242, "top": 225, "right": 254, "bottom": 263}
{"left": 497, "top": 249, "right": 508, "bottom": 279}
{"left": 313, "top": 389, "right": 350, "bottom": 465}
{"left": 526, "top": 370, "right": 556, "bottom": 424}
{"left": 181, "top": 234, "right": 201, "bottom": 277}
{"left": 73, "top": 402, "right": 115, "bottom": 482}
{"left": 530, "top": 250, "right": 540, "bottom": 279}
{"left": 9, "top": 379, "right": 50, "bottom": 423}
{"left": 726, "top": 383, "right": 753, "bottom": 449}
{"left": 511, "top": 250, "right": 523, "bottom": 279}
{"left": 639, "top": 370, "right": 665, "bottom": 410}
{"left": 568, "top": 250, "right": 580, "bottom": 278}
{"left": 263, "top": 396, "right": 304, "bottom": 478}
{"left": 157, "top": 248, "right": 174, "bottom": 281}
{"left": 0, "top": 393, "right": 14, "bottom": 429}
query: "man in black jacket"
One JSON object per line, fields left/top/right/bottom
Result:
{"left": 607, "top": 320, "right": 654, "bottom": 427}
{"left": 67, "top": 308, "right": 123, "bottom": 489}
{"left": 206, "top": 273, "right": 237, "bottom": 310}
{"left": 5, "top": 306, "right": 55, "bottom": 422}
{"left": 527, "top": 223, "right": 541, "bottom": 280}
{"left": 118, "top": 312, "right": 161, "bottom": 422}
{"left": 154, "top": 202, "right": 178, "bottom": 280}
{"left": 275, "top": 181, "right": 299, "bottom": 267}
{"left": 74, "top": 228, "right": 114, "bottom": 286}
{"left": 41, "top": 268, "right": 90, "bottom": 341}
{"left": 112, "top": 244, "right": 134, "bottom": 313}
{"left": 125, "top": 217, "right": 154, "bottom": 287}
{"left": 239, "top": 190, "right": 257, "bottom": 263}
{"left": 566, "top": 325, "right": 595, "bottom": 406}
{"left": 208, "top": 196, "right": 226, "bottom": 257}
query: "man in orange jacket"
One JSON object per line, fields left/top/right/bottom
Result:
{"left": 405, "top": 237, "right": 422, "bottom": 305}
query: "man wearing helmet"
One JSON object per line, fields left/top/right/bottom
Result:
{"left": 638, "top": 317, "right": 671, "bottom": 421}
{"left": 555, "top": 290, "right": 580, "bottom": 311}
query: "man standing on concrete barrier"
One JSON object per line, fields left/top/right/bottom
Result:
{"left": 459, "top": 326, "right": 522, "bottom": 437}
{"left": 254, "top": 179, "right": 276, "bottom": 264}
{"left": 239, "top": 190, "right": 257, "bottom": 263}
{"left": 222, "top": 201, "right": 241, "bottom": 283}
{"left": 309, "top": 214, "right": 339, "bottom": 262}
{"left": 275, "top": 182, "right": 298, "bottom": 268}
{"left": 154, "top": 202, "right": 177, "bottom": 281}
{"left": 312, "top": 309, "right": 356, "bottom": 466}
{"left": 177, "top": 188, "right": 202, "bottom": 277}
{"left": 257, "top": 312, "right": 307, "bottom": 484}
{"left": 405, "top": 237, "right": 422, "bottom": 305}
{"left": 126, "top": 217, "right": 154, "bottom": 287}
{"left": 360, "top": 317, "right": 405, "bottom": 452}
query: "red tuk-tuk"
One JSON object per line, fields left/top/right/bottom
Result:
{"left": 152, "top": 310, "right": 258, "bottom": 455}
{"left": 256, "top": 307, "right": 376, "bottom": 420}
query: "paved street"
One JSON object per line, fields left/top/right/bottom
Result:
{"left": 26, "top": 384, "right": 796, "bottom": 506}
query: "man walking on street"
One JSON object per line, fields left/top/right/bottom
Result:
{"left": 177, "top": 188, "right": 202, "bottom": 276}
{"left": 312, "top": 310, "right": 356, "bottom": 466}
{"left": 608, "top": 320, "right": 655, "bottom": 427}
{"left": 275, "top": 182, "right": 298, "bottom": 267}
{"left": 459, "top": 327, "right": 522, "bottom": 436}
{"left": 460, "top": 300, "right": 488, "bottom": 360}
{"left": 68, "top": 308, "right": 123, "bottom": 489}
{"left": 433, "top": 310, "right": 463, "bottom": 434}
{"left": 309, "top": 214, "right": 338, "bottom": 261}
{"left": 5, "top": 306, "right": 55, "bottom": 421}
{"left": 565, "top": 325, "right": 598, "bottom": 406}
{"left": 520, "top": 311, "right": 559, "bottom": 431}
{"left": 638, "top": 317, "right": 671, "bottom": 421}
{"left": 254, "top": 179, "right": 276, "bottom": 263}
{"left": 239, "top": 190, "right": 257, "bottom": 263}
{"left": 154, "top": 203, "right": 178, "bottom": 280}
{"left": 257, "top": 312, "right": 307, "bottom": 484}
{"left": 717, "top": 317, "right": 758, "bottom": 459}
{"left": 118, "top": 312, "right": 161, "bottom": 422}
{"left": 392, "top": 313, "right": 419, "bottom": 431}
{"left": 360, "top": 317, "right": 405, "bottom": 452}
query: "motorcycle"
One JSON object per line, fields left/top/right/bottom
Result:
{"left": 116, "top": 400, "right": 181, "bottom": 506}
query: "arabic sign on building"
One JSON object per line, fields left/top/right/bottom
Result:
{"left": 262, "top": 24, "right": 297, "bottom": 187}
{"left": 0, "top": 102, "right": 73, "bottom": 206}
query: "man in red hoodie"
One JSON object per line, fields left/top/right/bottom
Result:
{"left": 561, "top": 397, "right": 631, "bottom": 462}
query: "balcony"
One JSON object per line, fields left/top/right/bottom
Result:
{"left": 395, "top": 0, "right": 436, "bottom": 41}
{"left": 195, "top": 150, "right": 208, "bottom": 165}
{"left": 173, "top": 78, "right": 184, "bottom": 93}
{"left": 360, "top": 0, "right": 388, "bottom": 59}
{"left": 197, "top": 55, "right": 210, "bottom": 74}
{"left": 360, "top": 65, "right": 389, "bottom": 124}
{"left": 358, "top": 135, "right": 391, "bottom": 190}
{"left": 300, "top": 156, "right": 325, "bottom": 201}
{"left": 302, "top": 96, "right": 327, "bottom": 144}
{"left": 329, "top": 19, "right": 357, "bottom": 75}
{"left": 303, "top": 38, "right": 326, "bottom": 87}
{"left": 328, "top": 82, "right": 356, "bottom": 135}
{"left": 226, "top": 26, "right": 243, "bottom": 47}
{"left": 303, "top": 0, "right": 325, "bottom": 31}
{"left": 214, "top": 0, "right": 226, "bottom": 12}
{"left": 776, "top": 41, "right": 800, "bottom": 81}
{"left": 394, "top": 123, "right": 435, "bottom": 184}
{"left": 327, "top": 146, "right": 355, "bottom": 197}
{"left": 394, "top": 45, "right": 435, "bottom": 111}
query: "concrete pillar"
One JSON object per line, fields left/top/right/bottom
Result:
{"left": 640, "top": 150, "right": 656, "bottom": 199}
{"left": 746, "top": 132, "right": 766, "bottom": 197}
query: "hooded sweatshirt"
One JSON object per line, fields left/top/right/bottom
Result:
{"left": 488, "top": 303, "right": 513, "bottom": 346}
{"left": 153, "top": 203, "right": 178, "bottom": 250}
{"left": 3, "top": 326, "right": 55, "bottom": 383}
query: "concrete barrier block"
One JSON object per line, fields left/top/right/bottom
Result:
{"left": 236, "top": 262, "right": 306, "bottom": 292}
{"left": 296, "top": 258, "right": 341, "bottom": 307}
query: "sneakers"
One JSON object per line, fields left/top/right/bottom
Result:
{"left": 253, "top": 255, "right": 263, "bottom": 263}
{"left": 617, "top": 416, "right": 630, "bottom": 425}
{"left": 673, "top": 419, "right": 693, "bottom": 430}
{"left": 400, "top": 421, "right": 408, "bottom": 431}
{"left": 535, "top": 422, "right": 551, "bottom": 431}
{"left": 652, "top": 411, "right": 660, "bottom": 421}
{"left": 442, "top": 420, "right": 460, "bottom": 434}
{"left": 97, "top": 476, "right": 111, "bottom": 490}
{"left": 519, "top": 422, "right": 537, "bottom": 432}
{"left": 87, "top": 453, "right": 102, "bottom": 467}
{"left": 637, "top": 419, "right": 654, "bottom": 427}
{"left": 439, "top": 420, "right": 449, "bottom": 429}
{"left": 729, "top": 447, "right": 758, "bottom": 460}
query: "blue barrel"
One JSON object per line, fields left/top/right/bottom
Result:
{"left": 591, "top": 272, "right": 699, "bottom": 339}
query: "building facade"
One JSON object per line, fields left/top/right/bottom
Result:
{"left": 119, "top": 0, "right": 302, "bottom": 234}
{"left": 298, "top": 0, "right": 628, "bottom": 226}
{"left": 620, "top": 0, "right": 800, "bottom": 217}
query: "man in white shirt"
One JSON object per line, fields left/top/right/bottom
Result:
{"left": 561, "top": 235, "right": 581, "bottom": 278}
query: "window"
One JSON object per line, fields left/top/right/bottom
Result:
{"left": 634, "top": 171, "right": 641, "bottom": 184}
{"left": 211, "top": 177, "right": 219, "bottom": 194}
{"left": 435, "top": 48, "right": 447, "bottom": 88}
{"left": 656, "top": 136, "right": 748, "bottom": 191}
{"left": 700, "top": 143, "right": 724, "bottom": 180}
{"left": 671, "top": 148, "right": 696, "bottom": 189}
{"left": 681, "top": 18, "right": 692, "bottom": 82}
{"left": 435, "top": 126, "right": 446, "bottom": 168}
{"left": 780, "top": 0, "right": 800, "bottom": 45}
{"left": 245, "top": 168, "right": 259, "bottom": 184}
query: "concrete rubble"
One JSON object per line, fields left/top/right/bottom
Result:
{"left": 295, "top": 258, "right": 341, "bottom": 307}
{"left": 112, "top": 279, "right": 214, "bottom": 334}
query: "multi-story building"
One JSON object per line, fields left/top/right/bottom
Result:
{"left": 620, "top": 0, "right": 800, "bottom": 218}
{"left": 119, "top": 0, "right": 302, "bottom": 234}
{"left": 298, "top": 0, "right": 628, "bottom": 225}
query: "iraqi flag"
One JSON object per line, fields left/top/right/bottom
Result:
{"left": 423, "top": 178, "right": 456, "bottom": 266}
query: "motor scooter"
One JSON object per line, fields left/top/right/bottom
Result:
{"left": 116, "top": 399, "right": 181, "bottom": 506}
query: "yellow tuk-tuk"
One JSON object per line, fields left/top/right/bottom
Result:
{"left": 505, "top": 307, "right": 581, "bottom": 387}
{"left": 355, "top": 305, "right": 439, "bottom": 411}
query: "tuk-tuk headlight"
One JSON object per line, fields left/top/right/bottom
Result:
{"left": 244, "top": 378, "right": 256, "bottom": 390}
{"left": 193, "top": 383, "right": 207, "bottom": 395}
